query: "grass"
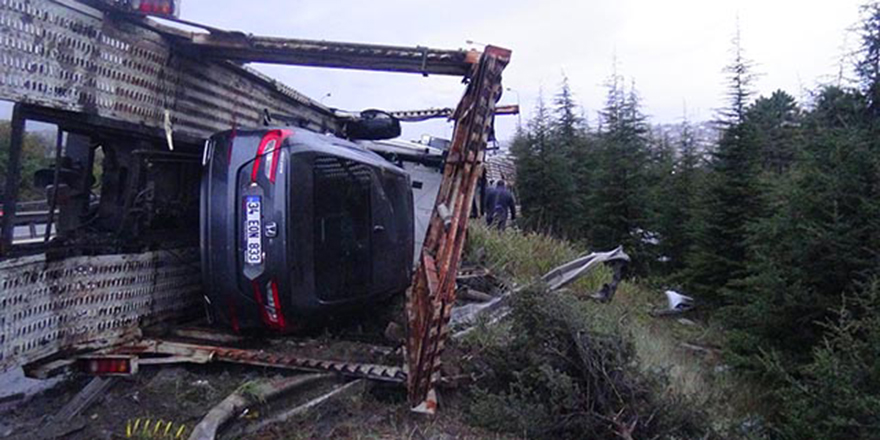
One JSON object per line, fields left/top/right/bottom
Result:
{"left": 465, "top": 223, "right": 610, "bottom": 294}
{"left": 463, "top": 223, "right": 768, "bottom": 438}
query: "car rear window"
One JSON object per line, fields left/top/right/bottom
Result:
{"left": 312, "top": 156, "right": 373, "bottom": 301}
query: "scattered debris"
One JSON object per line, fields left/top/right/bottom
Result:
{"left": 0, "top": 421, "right": 13, "bottom": 438}
{"left": 383, "top": 322, "right": 405, "bottom": 345}
{"left": 457, "top": 287, "right": 494, "bottom": 303}
{"left": 456, "top": 266, "right": 492, "bottom": 282}
{"left": 33, "top": 377, "right": 116, "bottom": 438}
{"left": 451, "top": 247, "right": 630, "bottom": 335}
{"left": 652, "top": 290, "right": 695, "bottom": 316}
{"left": 680, "top": 342, "right": 722, "bottom": 356}
{"left": 451, "top": 295, "right": 510, "bottom": 333}
{"left": 52, "top": 377, "right": 117, "bottom": 422}
{"left": 167, "top": 327, "right": 246, "bottom": 345}
{"left": 0, "top": 393, "right": 24, "bottom": 405}
{"left": 237, "top": 379, "right": 368, "bottom": 437}
{"left": 541, "top": 246, "right": 630, "bottom": 293}
{"left": 93, "top": 338, "right": 405, "bottom": 383}
{"left": 187, "top": 373, "right": 330, "bottom": 440}
{"left": 126, "top": 418, "right": 188, "bottom": 439}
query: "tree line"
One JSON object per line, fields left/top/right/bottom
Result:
{"left": 510, "top": 4, "right": 880, "bottom": 438}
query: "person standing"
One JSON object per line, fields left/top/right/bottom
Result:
{"left": 490, "top": 180, "right": 516, "bottom": 230}
{"left": 484, "top": 180, "right": 498, "bottom": 225}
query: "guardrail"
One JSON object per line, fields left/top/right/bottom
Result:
{"left": 0, "top": 203, "right": 52, "bottom": 244}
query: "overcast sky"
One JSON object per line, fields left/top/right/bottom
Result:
{"left": 179, "top": 0, "right": 869, "bottom": 142}
{"left": 1, "top": 0, "right": 867, "bottom": 142}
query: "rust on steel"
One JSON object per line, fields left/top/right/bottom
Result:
{"left": 405, "top": 46, "right": 511, "bottom": 413}
{"left": 175, "top": 32, "right": 480, "bottom": 76}
{"left": 390, "top": 104, "right": 519, "bottom": 122}
{"left": 108, "top": 339, "right": 406, "bottom": 383}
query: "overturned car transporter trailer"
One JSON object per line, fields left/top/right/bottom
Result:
{"left": 0, "top": 0, "right": 510, "bottom": 413}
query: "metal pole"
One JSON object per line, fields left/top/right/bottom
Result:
{"left": 506, "top": 87, "right": 521, "bottom": 130}
{"left": 44, "top": 128, "right": 64, "bottom": 242}
{"left": 1, "top": 104, "right": 25, "bottom": 255}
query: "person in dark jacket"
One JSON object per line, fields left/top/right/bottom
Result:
{"left": 484, "top": 180, "right": 498, "bottom": 225}
{"left": 489, "top": 180, "right": 516, "bottom": 230}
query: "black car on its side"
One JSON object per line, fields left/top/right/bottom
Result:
{"left": 200, "top": 127, "right": 414, "bottom": 332}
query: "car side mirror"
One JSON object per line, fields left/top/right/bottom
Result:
{"left": 345, "top": 109, "right": 401, "bottom": 141}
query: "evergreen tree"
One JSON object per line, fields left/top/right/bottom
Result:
{"left": 727, "top": 86, "right": 880, "bottom": 367}
{"left": 511, "top": 93, "right": 577, "bottom": 235}
{"left": 684, "top": 27, "right": 763, "bottom": 303}
{"left": 651, "top": 120, "right": 702, "bottom": 274}
{"left": 589, "top": 75, "right": 651, "bottom": 264}
{"left": 856, "top": 2, "right": 880, "bottom": 118}
{"left": 549, "top": 76, "right": 582, "bottom": 236}
{"left": 553, "top": 75, "right": 584, "bottom": 145}
{"left": 644, "top": 129, "right": 675, "bottom": 272}
{"left": 745, "top": 90, "right": 802, "bottom": 174}
{"left": 772, "top": 278, "right": 880, "bottom": 440}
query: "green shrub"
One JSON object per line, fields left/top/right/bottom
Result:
{"left": 768, "top": 279, "right": 880, "bottom": 440}
{"left": 463, "top": 285, "right": 711, "bottom": 439}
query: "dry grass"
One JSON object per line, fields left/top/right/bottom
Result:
{"left": 465, "top": 223, "right": 609, "bottom": 294}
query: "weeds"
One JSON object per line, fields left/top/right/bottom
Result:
{"left": 466, "top": 285, "right": 713, "bottom": 439}
{"left": 459, "top": 224, "right": 774, "bottom": 438}
{"left": 466, "top": 223, "right": 608, "bottom": 288}
{"left": 236, "top": 380, "right": 268, "bottom": 404}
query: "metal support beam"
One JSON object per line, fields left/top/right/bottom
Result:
{"left": 391, "top": 104, "right": 519, "bottom": 122}
{"left": 0, "top": 0, "right": 341, "bottom": 140}
{"left": 57, "top": 133, "right": 94, "bottom": 235}
{"left": 176, "top": 32, "right": 479, "bottom": 76}
{"left": 1, "top": 104, "right": 26, "bottom": 255}
{"left": 405, "top": 46, "right": 511, "bottom": 413}
{"left": 44, "top": 129, "right": 64, "bottom": 242}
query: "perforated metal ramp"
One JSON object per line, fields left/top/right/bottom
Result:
{"left": 0, "top": 249, "right": 201, "bottom": 372}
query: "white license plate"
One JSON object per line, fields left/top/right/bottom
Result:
{"left": 244, "top": 196, "right": 262, "bottom": 265}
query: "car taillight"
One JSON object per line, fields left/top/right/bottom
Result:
{"left": 80, "top": 356, "right": 137, "bottom": 376}
{"left": 252, "top": 279, "right": 286, "bottom": 331}
{"left": 133, "top": 0, "right": 176, "bottom": 16}
{"left": 251, "top": 130, "right": 293, "bottom": 184}
{"left": 263, "top": 139, "right": 278, "bottom": 181}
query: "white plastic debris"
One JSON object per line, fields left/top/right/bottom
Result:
{"left": 664, "top": 290, "right": 694, "bottom": 312}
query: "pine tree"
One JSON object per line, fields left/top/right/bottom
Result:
{"left": 687, "top": 24, "right": 761, "bottom": 304}
{"left": 856, "top": 2, "right": 880, "bottom": 118}
{"left": 644, "top": 129, "right": 675, "bottom": 272}
{"left": 727, "top": 86, "right": 880, "bottom": 367}
{"left": 511, "top": 92, "right": 577, "bottom": 235}
{"left": 553, "top": 76, "right": 583, "bottom": 147}
{"left": 589, "top": 74, "right": 650, "bottom": 264}
{"left": 772, "top": 278, "right": 880, "bottom": 440}
{"left": 745, "top": 90, "right": 802, "bottom": 174}
{"left": 651, "top": 120, "right": 702, "bottom": 274}
{"left": 684, "top": 26, "right": 763, "bottom": 303}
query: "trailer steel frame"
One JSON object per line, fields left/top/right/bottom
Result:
{"left": 0, "top": 0, "right": 511, "bottom": 413}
